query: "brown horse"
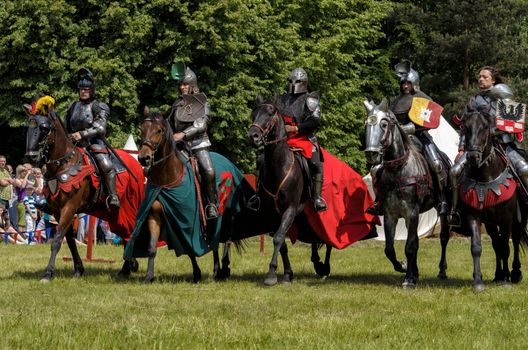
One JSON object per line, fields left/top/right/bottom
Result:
{"left": 25, "top": 107, "right": 145, "bottom": 282}
{"left": 125, "top": 108, "right": 252, "bottom": 283}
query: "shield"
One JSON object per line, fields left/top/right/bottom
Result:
{"left": 175, "top": 93, "right": 207, "bottom": 122}
{"left": 408, "top": 97, "right": 443, "bottom": 129}
{"left": 496, "top": 99, "right": 526, "bottom": 133}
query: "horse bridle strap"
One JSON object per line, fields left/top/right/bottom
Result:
{"left": 261, "top": 154, "right": 296, "bottom": 214}
{"left": 250, "top": 109, "right": 288, "bottom": 145}
{"left": 384, "top": 149, "right": 410, "bottom": 169}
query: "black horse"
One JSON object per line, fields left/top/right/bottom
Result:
{"left": 247, "top": 97, "right": 335, "bottom": 286}
{"left": 363, "top": 99, "right": 451, "bottom": 288}
{"left": 457, "top": 111, "right": 528, "bottom": 292}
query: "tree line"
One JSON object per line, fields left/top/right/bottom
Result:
{"left": 1, "top": 0, "right": 527, "bottom": 173}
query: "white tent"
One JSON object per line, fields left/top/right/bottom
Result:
{"left": 363, "top": 116, "right": 459, "bottom": 240}
{"left": 122, "top": 134, "right": 139, "bottom": 160}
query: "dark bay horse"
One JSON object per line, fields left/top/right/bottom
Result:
{"left": 363, "top": 99, "right": 451, "bottom": 288}
{"left": 458, "top": 111, "right": 528, "bottom": 292}
{"left": 25, "top": 109, "right": 145, "bottom": 282}
{"left": 126, "top": 109, "right": 253, "bottom": 283}
{"left": 247, "top": 97, "right": 334, "bottom": 286}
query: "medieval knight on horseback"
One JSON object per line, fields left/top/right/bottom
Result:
{"left": 168, "top": 63, "right": 218, "bottom": 220}
{"left": 248, "top": 68, "right": 327, "bottom": 212}
{"left": 448, "top": 66, "right": 528, "bottom": 227}
{"left": 367, "top": 60, "right": 449, "bottom": 216}
{"left": 65, "top": 68, "right": 120, "bottom": 209}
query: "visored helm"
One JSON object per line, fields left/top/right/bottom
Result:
{"left": 288, "top": 68, "right": 308, "bottom": 94}
{"left": 77, "top": 68, "right": 96, "bottom": 98}
{"left": 394, "top": 60, "right": 420, "bottom": 92}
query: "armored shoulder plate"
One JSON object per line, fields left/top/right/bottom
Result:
{"left": 176, "top": 93, "right": 208, "bottom": 122}
{"left": 92, "top": 100, "right": 110, "bottom": 118}
{"left": 306, "top": 91, "right": 320, "bottom": 112}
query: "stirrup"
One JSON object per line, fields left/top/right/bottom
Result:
{"left": 437, "top": 201, "right": 449, "bottom": 216}
{"left": 314, "top": 197, "right": 328, "bottom": 212}
{"left": 247, "top": 194, "right": 261, "bottom": 211}
{"left": 448, "top": 210, "right": 461, "bottom": 228}
{"left": 205, "top": 204, "right": 219, "bottom": 220}
{"left": 106, "top": 194, "right": 120, "bottom": 209}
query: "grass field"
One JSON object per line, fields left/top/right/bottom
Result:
{"left": 0, "top": 235, "right": 527, "bottom": 349}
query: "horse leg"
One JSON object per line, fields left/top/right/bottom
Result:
{"left": 498, "top": 224, "right": 512, "bottom": 285}
{"left": 215, "top": 242, "right": 231, "bottom": 280}
{"left": 189, "top": 254, "right": 201, "bottom": 283}
{"left": 487, "top": 224, "right": 504, "bottom": 283}
{"left": 41, "top": 206, "right": 75, "bottom": 282}
{"left": 279, "top": 241, "right": 293, "bottom": 284}
{"left": 65, "top": 225, "right": 84, "bottom": 278}
{"left": 144, "top": 201, "right": 162, "bottom": 284}
{"left": 264, "top": 207, "right": 296, "bottom": 286}
{"left": 119, "top": 242, "right": 139, "bottom": 277}
{"left": 469, "top": 217, "right": 485, "bottom": 292}
{"left": 402, "top": 213, "right": 420, "bottom": 289}
{"left": 213, "top": 249, "right": 220, "bottom": 279}
{"left": 384, "top": 215, "right": 406, "bottom": 273}
{"left": 311, "top": 244, "right": 332, "bottom": 278}
{"left": 437, "top": 214, "right": 450, "bottom": 280}
{"left": 511, "top": 224, "right": 523, "bottom": 284}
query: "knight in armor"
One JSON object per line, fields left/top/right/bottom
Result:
{"left": 448, "top": 66, "right": 528, "bottom": 226}
{"left": 169, "top": 64, "right": 218, "bottom": 220}
{"left": 367, "top": 61, "right": 449, "bottom": 216}
{"left": 65, "top": 68, "right": 120, "bottom": 209}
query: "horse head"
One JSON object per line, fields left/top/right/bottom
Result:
{"left": 363, "top": 98, "right": 394, "bottom": 165}
{"left": 24, "top": 103, "right": 56, "bottom": 164}
{"left": 462, "top": 111, "right": 494, "bottom": 168}
{"left": 139, "top": 106, "right": 174, "bottom": 174}
{"left": 247, "top": 95, "right": 285, "bottom": 148}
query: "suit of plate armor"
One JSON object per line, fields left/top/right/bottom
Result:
{"left": 65, "top": 68, "right": 119, "bottom": 208}
{"left": 170, "top": 67, "right": 218, "bottom": 220}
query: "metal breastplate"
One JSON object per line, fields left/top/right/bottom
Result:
{"left": 69, "top": 102, "right": 94, "bottom": 132}
{"left": 390, "top": 92, "right": 430, "bottom": 124}
{"left": 471, "top": 94, "right": 496, "bottom": 117}
{"left": 281, "top": 94, "right": 307, "bottom": 122}
{"left": 175, "top": 93, "right": 207, "bottom": 122}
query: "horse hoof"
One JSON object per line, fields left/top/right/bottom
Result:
{"left": 40, "top": 278, "right": 51, "bottom": 284}
{"left": 402, "top": 281, "right": 416, "bottom": 289}
{"left": 264, "top": 276, "right": 278, "bottom": 286}
{"left": 437, "top": 272, "right": 448, "bottom": 280}
{"left": 215, "top": 267, "right": 231, "bottom": 281}
{"left": 72, "top": 271, "right": 84, "bottom": 279}
{"left": 473, "top": 283, "right": 485, "bottom": 293}
{"left": 142, "top": 277, "right": 155, "bottom": 284}
{"left": 130, "top": 260, "right": 139, "bottom": 273}
{"left": 282, "top": 272, "right": 294, "bottom": 285}
{"left": 117, "top": 270, "right": 131, "bottom": 278}
{"left": 511, "top": 271, "right": 523, "bottom": 284}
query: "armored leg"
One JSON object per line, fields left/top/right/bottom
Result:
{"left": 448, "top": 153, "right": 466, "bottom": 227}
{"left": 247, "top": 154, "right": 264, "bottom": 211}
{"left": 424, "top": 143, "right": 448, "bottom": 215}
{"left": 94, "top": 152, "right": 120, "bottom": 209}
{"left": 366, "top": 164, "right": 383, "bottom": 215}
{"left": 195, "top": 149, "right": 218, "bottom": 220}
{"left": 506, "top": 146, "right": 528, "bottom": 196}
{"left": 309, "top": 149, "right": 327, "bottom": 212}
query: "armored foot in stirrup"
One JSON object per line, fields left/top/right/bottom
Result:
{"left": 106, "top": 194, "right": 120, "bottom": 209}
{"left": 448, "top": 210, "right": 461, "bottom": 227}
{"left": 205, "top": 204, "right": 219, "bottom": 220}
{"left": 247, "top": 194, "right": 261, "bottom": 211}
{"left": 366, "top": 201, "right": 382, "bottom": 216}
{"left": 314, "top": 197, "right": 328, "bottom": 212}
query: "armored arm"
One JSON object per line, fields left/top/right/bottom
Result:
{"left": 183, "top": 101, "right": 211, "bottom": 139}
{"left": 297, "top": 92, "right": 321, "bottom": 134}
{"left": 79, "top": 101, "right": 110, "bottom": 140}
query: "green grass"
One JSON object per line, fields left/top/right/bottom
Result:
{"left": 0, "top": 235, "right": 527, "bottom": 349}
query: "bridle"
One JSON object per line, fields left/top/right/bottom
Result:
{"left": 250, "top": 104, "right": 288, "bottom": 145}
{"left": 140, "top": 118, "right": 173, "bottom": 167}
